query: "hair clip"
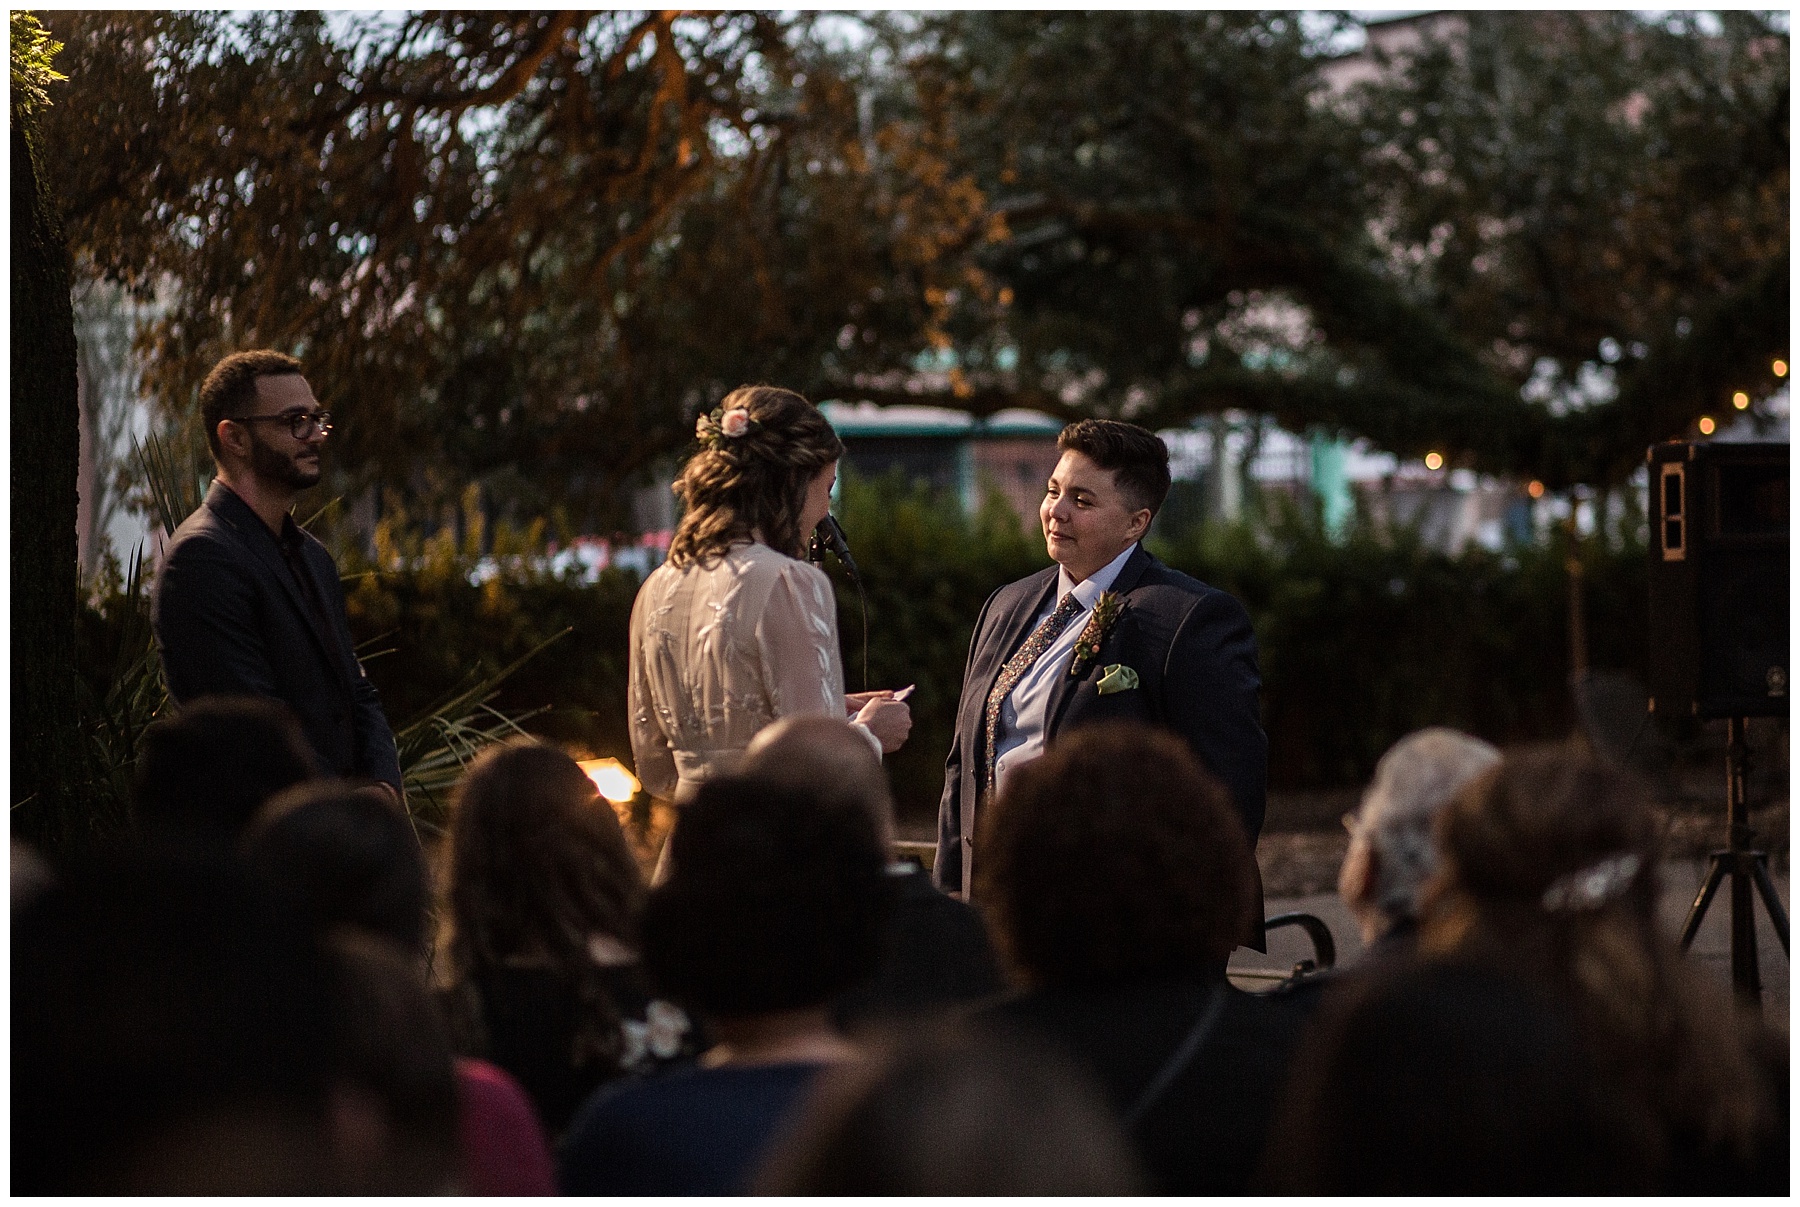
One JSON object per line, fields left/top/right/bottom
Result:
{"left": 1541, "top": 852, "right": 1641, "bottom": 911}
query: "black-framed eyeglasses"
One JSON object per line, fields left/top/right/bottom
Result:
{"left": 228, "top": 410, "right": 333, "bottom": 439}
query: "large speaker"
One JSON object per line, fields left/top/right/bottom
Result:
{"left": 1646, "top": 441, "right": 1788, "bottom": 719}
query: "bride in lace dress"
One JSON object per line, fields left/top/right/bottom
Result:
{"left": 628, "top": 386, "right": 912, "bottom": 826}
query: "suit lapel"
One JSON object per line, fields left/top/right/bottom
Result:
{"left": 207, "top": 483, "right": 346, "bottom": 689}
{"left": 1044, "top": 544, "right": 1154, "bottom": 736}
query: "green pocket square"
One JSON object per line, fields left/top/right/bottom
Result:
{"left": 1096, "top": 663, "right": 1139, "bottom": 695}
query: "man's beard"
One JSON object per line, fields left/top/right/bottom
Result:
{"left": 249, "top": 433, "right": 322, "bottom": 489}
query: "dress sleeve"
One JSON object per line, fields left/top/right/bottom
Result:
{"left": 627, "top": 577, "right": 679, "bottom": 800}
{"left": 754, "top": 559, "right": 847, "bottom": 722}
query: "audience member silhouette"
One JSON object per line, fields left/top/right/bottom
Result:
{"left": 1260, "top": 959, "right": 1660, "bottom": 1193}
{"left": 559, "top": 776, "right": 890, "bottom": 1195}
{"left": 133, "top": 695, "right": 321, "bottom": 848}
{"left": 243, "top": 780, "right": 430, "bottom": 953}
{"left": 1338, "top": 726, "right": 1500, "bottom": 951}
{"left": 321, "top": 931, "right": 461, "bottom": 1193}
{"left": 441, "top": 739, "right": 700, "bottom": 1138}
{"left": 13, "top": 853, "right": 342, "bottom": 1194}
{"left": 973, "top": 721, "right": 1310, "bottom": 1194}
{"left": 241, "top": 780, "right": 556, "bottom": 1193}
{"left": 741, "top": 715, "right": 1003, "bottom": 1030}
{"left": 1279, "top": 726, "right": 1499, "bottom": 1006}
{"left": 755, "top": 1023, "right": 1147, "bottom": 1195}
{"left": 1420, "top": 742, "right": 1789, "bottom": 1194}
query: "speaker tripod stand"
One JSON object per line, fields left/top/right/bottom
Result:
{"left": 1677, "top": 717, "right": 1789, "bottom": 1005}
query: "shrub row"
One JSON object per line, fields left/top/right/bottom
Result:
{"left": 78, "top": 474, "right": 1650, "bottom": 831}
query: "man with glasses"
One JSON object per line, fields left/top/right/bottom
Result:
{"left": 151, "top": 350, "right": 402, "bottom": 801}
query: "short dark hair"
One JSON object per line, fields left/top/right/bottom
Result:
{"left": 12, "top": 852, "right": 338, "bottom": 1193}
{"left": 199, "top": 350, "right": 304, "bottom": 458}
{"left": 321, "top": 932, "right": 460, "bottom": 1194}
{"left": 1057, "top": 419, "right": 1172, "bottom": 515}
{"left": 242, "top": 782, "right": 430, "bottom": 954}
{"left": 977, "top": 722, "right": 1254, "bottom": 985}
{"left": 641, "top": 777, "right": 888, "bottom": 1018}
{"left": 134, "top": 696, "right": 322, "bottom": 846}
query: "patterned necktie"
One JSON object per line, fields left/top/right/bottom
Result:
{"left": 982, "top": 592, "right": 1087, "bottom": 797}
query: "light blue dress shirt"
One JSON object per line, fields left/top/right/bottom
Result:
{"left": 991, "top": 542, "right": 1138, "bottom": 794}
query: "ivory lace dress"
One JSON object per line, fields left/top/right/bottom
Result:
{"left": 628, "top": 542, "right": 862, "bottom": 802}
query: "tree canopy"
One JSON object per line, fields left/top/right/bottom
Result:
{"left": 42, "top": 9, "right": 1789, "bottom": 513}
{"left": 864, "top": 10, "right": 1787, "bottom": 486}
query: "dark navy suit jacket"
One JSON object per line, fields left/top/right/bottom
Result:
{"left": 151, "top": 481, "right": 402, "bottom": 790}
{"left": 935, "top": 545, "right": 1267, "bottom": 941}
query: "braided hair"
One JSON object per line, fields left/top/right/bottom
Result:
{"left": 667, "top": 386, "right": 843, "bottom": 568}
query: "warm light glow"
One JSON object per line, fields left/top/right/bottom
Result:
{"left": 1527, "top": 480, "right": 1546, "bottom": 499}
{"left": 1697, "top": 416, "right": 1716, "bottom": 435}
{"left": 1732, "top": 391, "right": 1750, "bottom": 410}
{"left": 1774, "top": 359, "right": 1788, "bottom": 378}
{"left": 578, "top": 757, "right": 641, "bottom": 803}
{"left": 1424, "top": 452, "right": 1444, "bottom": 471}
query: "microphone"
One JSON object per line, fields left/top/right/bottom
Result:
{"left": 809, "top": 513, "right": 868, "bottom": 691}
{"left": 809, "top": 515, "right": 860, "bottom": 582}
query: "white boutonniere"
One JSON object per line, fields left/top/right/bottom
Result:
{"left": 1096, "top": 663, "right": 1140, "bottom": 695}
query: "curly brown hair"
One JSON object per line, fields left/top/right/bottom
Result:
{"left": 441, "top": 740, "right": 645, "bottom": 1065}
{"left": 1422, "top": 742, "right": 1780, "bottom": 1171}
{"left": 667, "top": 385, "right": 843, "bottom": 568}
{"left": 975, "top": 722, "right": 1255, "bottom": 987}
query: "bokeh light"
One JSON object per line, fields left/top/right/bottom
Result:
{"left": 578, "top": 757, "right": 641, "bottom": 803}
{"left": 1527, "top": 480, "right": 1545, "bottom": 499}
{"left": 1774, "top": 359, "right": 1788, "bottom": 377}
{"left": 1424, "top": 451, "right": 1444, "bottom": 471}
{"left": 1733, "top": 391, "right": 1750, "bottom": 410}
{"left": 1697, "top": 416, "right": 1716, "bottom": 435}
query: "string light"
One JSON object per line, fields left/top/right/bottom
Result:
{"left": 1424, "top": 451, "right": 1444, "bottom": 471}
{"left": 1698, "top": 416, "right": 1716, "bottom": 435}
{"left": 1732, "top": 392, "right": 1750, "bottom": 410}
{"left": 1527, "top": 480, "right": 1546, "bottom": 499}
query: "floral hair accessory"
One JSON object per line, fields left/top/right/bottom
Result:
{"left": 1541, "top": 852, "right": 1642, "bottom": 911}
{"left": 695, "top": 404, "right": 757, "bottom": 449}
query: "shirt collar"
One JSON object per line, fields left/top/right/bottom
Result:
{"left": 1057, "top": 542, "right": 1138, "bottom": 607}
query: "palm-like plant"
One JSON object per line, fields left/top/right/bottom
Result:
{"left": 78, "top": 433, "right": 559, "bottom": 840}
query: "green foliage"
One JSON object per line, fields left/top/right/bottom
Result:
{"left": 40, "top": 11, "right": 968, "bottom": 526}
{"left": 1150, "top": 491, "right": 1648, "bottom": 789}
{"left": 334, "top": 489, "right": 645, "bottom": 787}
{"left": 58, "top": 468, "right": 565, "bottom": 854}
{"left": 10, "top": 11, "right": 66, "bottom": 116}
{"left": 185, "top": 472, "right": 1650, "bottom": 827}
{"left": 42, "top": 9, "right": 1785, "bottom": 511}
{"left": 821, "top": 468, "right": 1049, "bottom": 818}
{"left": 885, "top": 9, "right": 1787, "bottom": 485}
{"left": 1353, "top": 11, "right": 1790, "bottom": 483}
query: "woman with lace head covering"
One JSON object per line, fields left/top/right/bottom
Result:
{"left": 627, "top": 387, "right": 912, "bottom": 865}
{"left": 1418, "top": 741, "right": 1787, "bottom": 1194}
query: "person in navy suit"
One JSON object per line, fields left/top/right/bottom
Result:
{"left": 935, "top": 419, "right": 1266, "bottom": 942}
{"left": 151, "top": 350, "right": 402, "bottom": 798}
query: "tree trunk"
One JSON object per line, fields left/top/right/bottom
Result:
{"left": 11, "top": 106, "right": 84, "bottom": 848}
